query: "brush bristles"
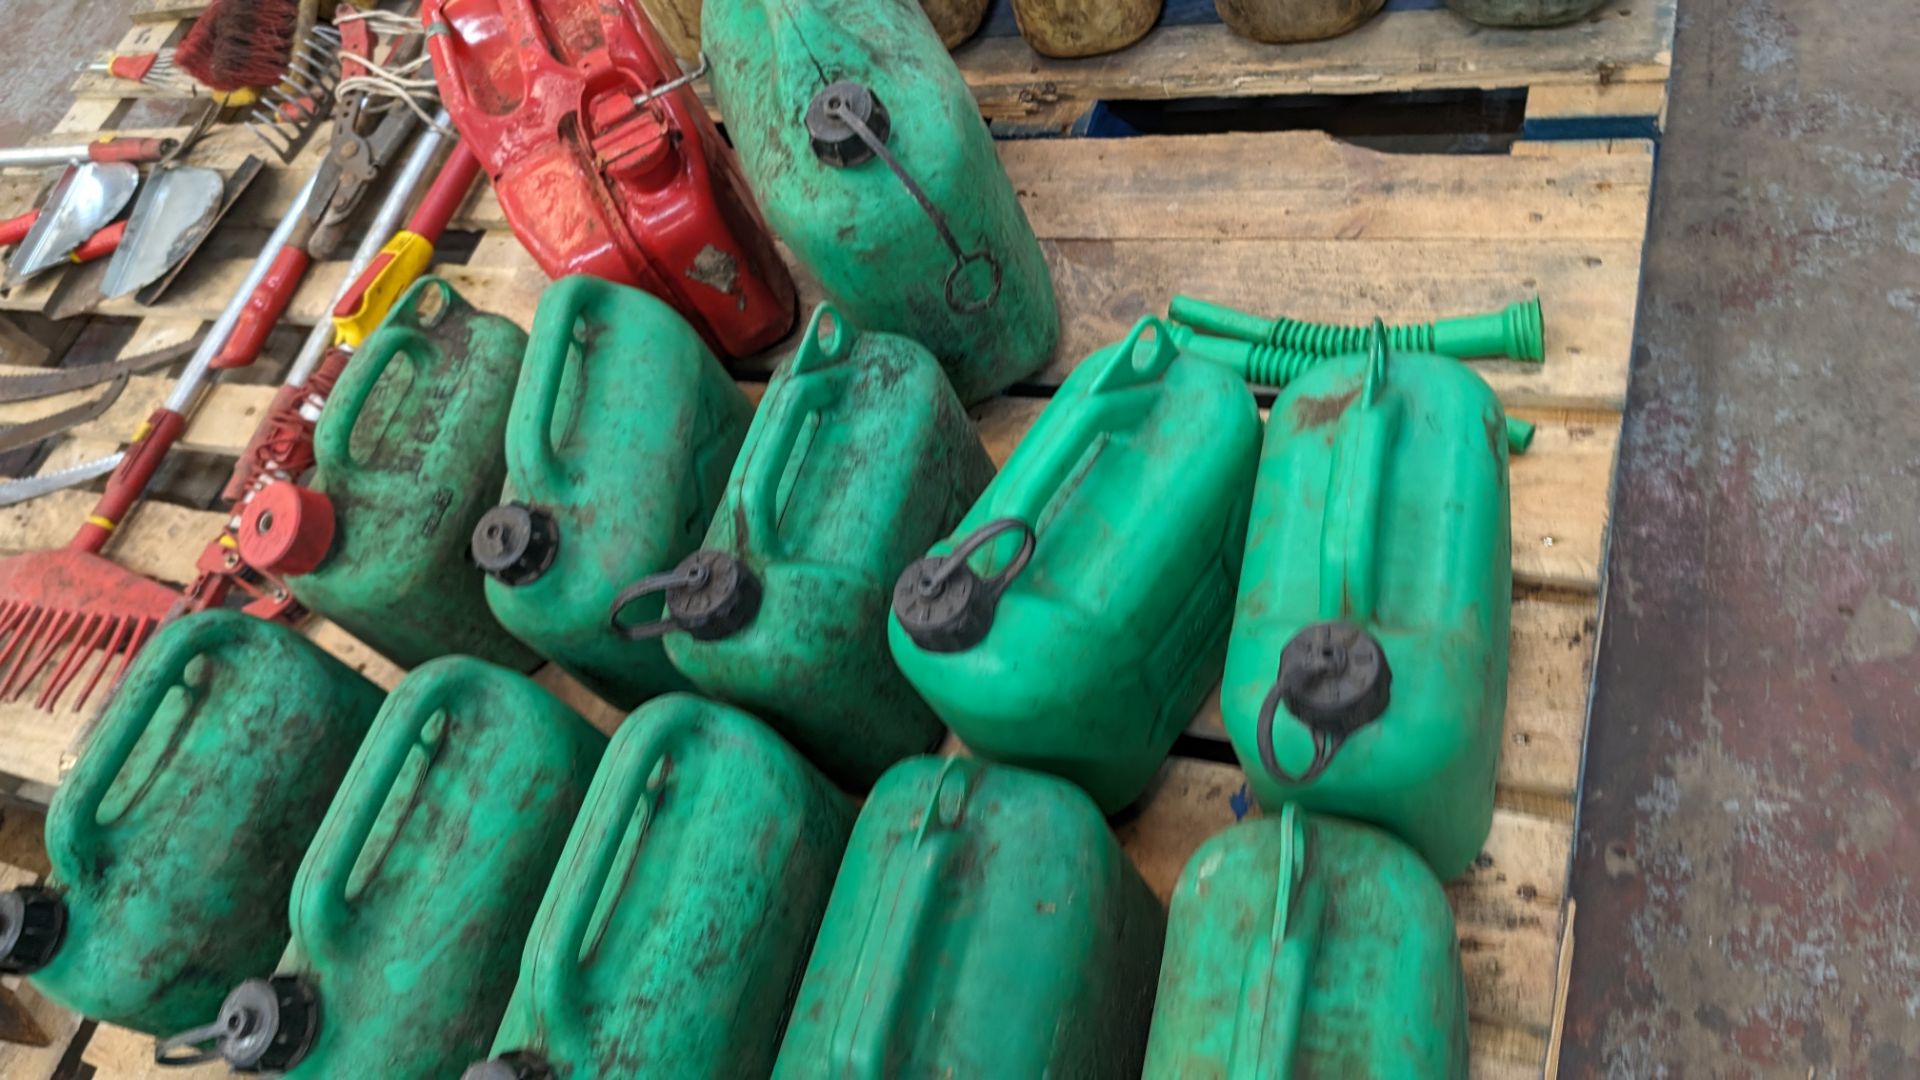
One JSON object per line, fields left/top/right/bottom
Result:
{"left": 0, "top": 599, "right": 156, "bottom": 715}
{"left": 175, "top": 0, "right": 303, "bottom": 93}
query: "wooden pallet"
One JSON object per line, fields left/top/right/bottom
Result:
{"left": 0, "top": 2, "right": 1670, "bottom": 1075}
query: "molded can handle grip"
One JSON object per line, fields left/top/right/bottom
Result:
{"left": 971, "top": 316, "right": 1174, "bottom": 571}
{"left": 314, "top": 280, "right": 452, "bottom": 471}
{"left": 294, "top": 673, "right": 459, "bottom": 951}
{"left": 529, "top": 716, "right": 681, "bottom": 1030}
{"left": 46, "top": 614, "right": 241, "bottom": 859}
{"left": 828, "top": 757, "right": 976, "bottom": 1078}
{"left": 1227, "top": 805, "right": 1325, "bottom": 1076}
{"left": 736, "top": 305, "right": 855, "bottom": 561}
{"left": 1315, "top": 328, "right": 1398, "bottom": 624}
{"left": 512, "top": 275, "right": 614, "bottom": 496}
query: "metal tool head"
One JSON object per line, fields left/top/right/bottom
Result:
{"left": 6, "top": 163, "right": 139, "bottom": 284}
{"left": 100, "top": 166, "right": 225, "bottom": 300}
{"left": 137, "top": 157, "right": 265, "bottom": 306}
{"left": 245, "top": 26, "right": 342, "bottom": 164}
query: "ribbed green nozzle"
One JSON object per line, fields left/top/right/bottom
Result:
{"left": 1171, "top": 326, "right": 1534, "bottom": 456}
{"left": 1168, "top": 295, "right": 1546, "bottom": 364}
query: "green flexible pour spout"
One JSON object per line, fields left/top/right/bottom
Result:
{"left": 1170, "top": 326, "right": 1536, "bottom": 455}
{"left": 1168, "top": 294, "right": 1546, "bottom": 364}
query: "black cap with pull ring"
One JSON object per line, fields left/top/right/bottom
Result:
{"left": 609, "top": 549, "right": 764, "bottom": 642}
{"left": 154, "top": 975, "right": 319, "bottom": 1073}
{"left": 1256, "top": 620, "right": 1393, "bottom": 786}
{"left": 472, "top": 502, "right": 560, "bottom": 587}
{"left": 892, "top": 518, "right": 1037, "bottom": 654}
{"left": 462, "top": 1051, "right": 558, "bottom": 1080}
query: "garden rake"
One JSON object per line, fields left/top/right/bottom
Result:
{"left": 0, "top": 173, "right": 321, "bottom": 714}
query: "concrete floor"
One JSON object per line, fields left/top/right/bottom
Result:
{"left": 0, "top": 0, "right": 127, "bottom": 149}
{"left": 1562, "top": 0, "right": 1920, "bottom": 1075}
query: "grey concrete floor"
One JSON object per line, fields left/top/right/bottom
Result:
{"left": 0, "top": 0, "right": 128, "bottom": 149}
{"left": 1563, "top": 0, "right": 1920, "bottom": 1075}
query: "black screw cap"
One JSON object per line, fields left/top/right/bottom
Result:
{"left": 893, "top": 556, "right": 996, "bottom": 654}
{"left": 472, "top": 503, "right": 559, "bottom": 586}
{"left": 218, "top": 976, "right": 320, "bottom": 1073}
{"left": 0, "top": 886, "right": 66, "bottom": 975}
{"left": 1276, "top": 621, "right": 1392, "bottom": 738}
{"left": 806, "top": 81, "right": 890, "bottom": 167}
{"left": 665, "top": 550, "right": 763, "bottom": 641}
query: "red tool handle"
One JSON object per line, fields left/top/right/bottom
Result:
{"left": 86, "top": 137, "right": 176, "bottom": 165}
{"left": 213, "top": 244, "right": 312, "bottom": 370}
{"left": 412, "top": 142, "right": 482, "bottom": 242}
{"left": 70, "top": 219, "right": 126, "bottom": 263}
{"left": 70, "top": 407, "right": 188, "bottom": 555}
{"left": 0, "top": 209, "right": 37, "bottom": 247}
{"left": 107, "top": 53, "right": 160, "bottom": 82}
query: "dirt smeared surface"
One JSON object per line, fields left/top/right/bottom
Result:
{"left": 1564, "top": 0, "right": 1920, "bottom": 1074}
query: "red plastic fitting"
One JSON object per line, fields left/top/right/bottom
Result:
{"left": 237, "top": 481, "right": 336, "bottom": 577}
{"left": 425, "top": 0, "right": 797, "bottom": 360}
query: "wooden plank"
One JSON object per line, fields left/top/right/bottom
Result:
{"left": 952, "top": 1, "right": 1676, "bottom": 126}
{"left": 132, "top": 0, "right": 204, "bottom": 23}
{"left": 1526, "top": 79, "right": 1670, "bottom": 125}
{"left": 86, "top": 1023, "right": 225, "bottom": 1079}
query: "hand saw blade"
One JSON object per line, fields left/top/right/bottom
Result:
{"left": 0, "top": 375, "right": 129, "bottom": 453}
{"left": 0, "top": 334, "right": 202, "bottom": 404}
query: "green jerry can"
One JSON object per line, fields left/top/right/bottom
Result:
{"left": 774, "top": 756, "right": 1166, "bottom": 1078}
{"left": 1142, "top": 805, "right": 1470, "bottom": 1078}
{"left": 1221, "top": 330, "right": 1512, "bottom": 880}
{"left": 156, "top": 656, "right": 605, "bottom": 1076}
{"left": 620, "top": 305, "right": 996, "bottom": 790}
{"left": 703, "top": 0, "right": 1060, "bottom": 405}
{"left": 0, "top": 612, "right": 382, "bottom": 1036}
{"left": 237, "top": 278, "right": 536, "bottom": 671}
{"left": 465, "top": 694, "right": 854, "bottom": 1079}
{"left": 472, "top": 276, "right": 755, "bottom": 709}
{"left": 889, "top": 318, "right": 1261, "bottom": 812}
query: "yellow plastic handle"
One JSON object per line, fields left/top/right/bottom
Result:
{"left": 333, "top": 231, "right": 436, "bottom": 349}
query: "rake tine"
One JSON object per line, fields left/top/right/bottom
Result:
{"left": 39, "top": 612, "right": 107, "bottom": 712}
{"left": 0, "top": 600, "right": 26, "bottom": 645}
{"left": 73, "top": 616, "right": 131, "bottom": 715}
{"left": 0, "top": 606, "right": 51, "bottom": 697}
{"left": 109, "top": 617, "right": 156, "bottom": 690}
{"left": 7, "top": 608, "right": 76, "bottom": 701}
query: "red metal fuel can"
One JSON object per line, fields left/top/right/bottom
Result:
{"left": 425, "top": 0, "right": 797, "bottom": 359}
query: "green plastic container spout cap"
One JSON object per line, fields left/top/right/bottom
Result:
{"left": 463, "top": 1053, "right": 557, "bottom": 1080}
{"left": 892, "top": 518, "right": 1036, "bottom": 653}
{"left": 611, "top": 548, "right": 764, "bottom": 642}
{"left": 156, "top": 975, "right": 318, "bottom": 1073}
{"left": 0, "top": 885, "right": 66, "bottom": 975}
{"left": 471, "top": 503, "right": 560, "bottom": 587}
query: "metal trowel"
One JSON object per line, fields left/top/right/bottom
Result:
{"left": 100, "top": 165, "right": 225, "bottom": 299}
{"left": 4, "top": 162, "right": 139, "bottom": 284}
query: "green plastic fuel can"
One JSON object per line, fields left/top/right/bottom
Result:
{"left": 775, "top": 756, "right": 1166, "bottom": 1078}
{"left": 474, "top": 276, "right": 755, "bottom": 708}
{"left": 703, "top": 0, "right": 1059, "bottom": 405}
{"left": 1143, "top": 806, "right": 1470, "bottom": 1078}
{"left": 160, "top": 657, "right": 605, "bottom": 1076}
{"left": 889, "top": 318, "right": 1261, "bottom": 812}
{"left": 0, "top": 612, "right": 383, "bottom": 1036}
{"left": 630, "top": 305, "right": 995, "bottom": 789}
{"left": 1222, "top": 330, "right": 1513, "bottom": 879}
{"left": 469, "top": 695, "right": 852, "bottom": 1079}
{"left": 239, "top": 278, "right": 535, "bottom": 671}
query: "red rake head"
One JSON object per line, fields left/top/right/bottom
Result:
{"left": 0, "top": 548, "right": 180, "bottom": 714}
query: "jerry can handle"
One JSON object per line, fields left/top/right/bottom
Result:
{"left": 1227, "top": 805, "right": 1324, "bottom": 1075}
{"left": 981, "top": 317, "right": 1175, "bottom": 562}
{"left": 810, "top": 84, "right": 1002, "bottom": 315}
{"left": 1315, "top": 325, "right": 1395, "bottom": 623}
{"left": 312, "top": 281, "right": 452, "bottom": 470}
{"left": 513, "top": 276, "right": 610, "bottom": 493}
{"left": 48, "top": 615, "right": 238, "bottom": 856}
{"left": 294, "top": 675, "right": 458, "bottom": 937}
{"left": 829, "top": 757, "right": 975, "bottom": 1076}
{"left": 530, "top": 730, "right": 673, "bottom": 1022}
{"left": 737, "top": 305, "right": 856, "bottom": 559}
